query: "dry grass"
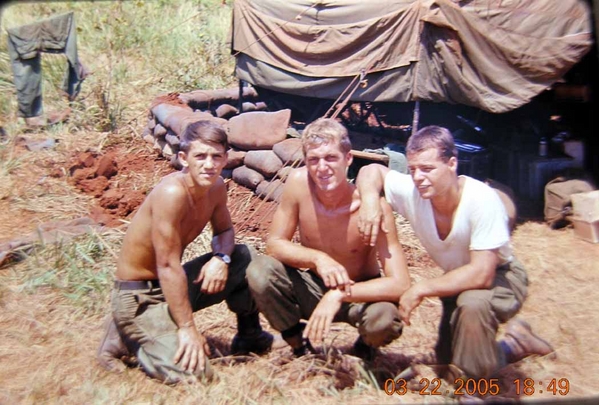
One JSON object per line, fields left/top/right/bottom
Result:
{"left": 3, "top": 209, "right": 598, "bottom": 403}
{"left": 1, "top": 1, "right": 599, "bottom": 404}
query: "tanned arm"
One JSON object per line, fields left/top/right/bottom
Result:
{"left": 356, "top": 163, "right": 391, "bottom": 246}
{"left": 151, "top": 183, "right": 209, "bottom": 373}
{"left": 399, "top": 249, "right": 498, "bottom": 325}
{"left": 194, "top": 179, "right": 235, "bottom": 294}
{"left": 342, "top": 198, "right": 411, "bottom": 302}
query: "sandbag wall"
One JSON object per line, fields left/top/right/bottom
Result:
{"left": 141, "top": 87, "right": 304, "bottom": 202}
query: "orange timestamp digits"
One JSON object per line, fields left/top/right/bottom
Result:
{"left": 513, "top": 378, "right": 570, "bottom": 396}
{"left": 384, "top": 377, "right": 502, "bottom": 396}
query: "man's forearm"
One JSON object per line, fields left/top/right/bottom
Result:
{"left": 211, "top": 227, "right": 234, "bottom": 256}
{"left": 266, "top": 238, "right": 326, "bottom": 270}
{"left": 343, "top": 277, "right": 406, "bottom": 303}
{"left": 158, "top": 265, "right": 195, "bottom": 328}
{"left": 417, "top": 264, "right": 494, "bottom": 299}
{"left": 356, "top": 164, "right": 386, "bottom": 199}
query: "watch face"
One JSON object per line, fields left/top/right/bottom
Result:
{"left": 214, "top": 253, "right": 231, "bottom": 264}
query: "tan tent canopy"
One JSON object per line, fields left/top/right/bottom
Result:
{"left": 231, "top": 0, "right": 593, "bottom": 113}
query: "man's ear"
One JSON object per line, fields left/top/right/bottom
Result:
{"left": 346, "top": 151, "right": 353, "bottom": 166}
{"left": 448, "top": 156, "right": 458, "bottom": 172}
{"left": 178, "top": 150, "right": 189, "bottom": 168}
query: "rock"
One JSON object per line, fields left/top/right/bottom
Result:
{"left": 244, "top": 150, "right": 283, "bottom": 178}
{"left": 96, "top": 153, "right": 118, "bottom": 179}
{"left": 99, "top": 188, "right": 123, "bottom": 210}
{"left": 78, "top": 176, "right": 109, "bottom": 198}
{"left": 228, "top": 109, "right": 291, "bottom": 150}
{"left": 24, "top": 138, "right": 57, "bottom": 151}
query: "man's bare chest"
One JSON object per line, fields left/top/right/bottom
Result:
{"left": 298, "top": 204, "right": 366, "bottom": 257}
{"left": 180, "top": 206, "right": 213, "bottom": 247}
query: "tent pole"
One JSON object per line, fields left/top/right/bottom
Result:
{"left": 238, "top": 79, "right": 244, "bottom": 114}
{"left": 411, "top": 101, "right": 420, "bottom": 136}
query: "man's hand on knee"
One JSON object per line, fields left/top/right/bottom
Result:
{"left": 314, "top": 255, "right": 353, "bottom": 292}
{"left": 303, "top": 289, "right": 344, "bottom": 343}
{"left": 398, "top": 284, "right": 424, "bottom": 326}
{"left": 174, "top": 326, "right": 210, "bottom": 373}
{"left": 194, "top": 257, "right": 229, "bottom": 295}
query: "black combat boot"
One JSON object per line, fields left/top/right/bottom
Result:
{"left": 352, "top": 336, "right": 379, "bottom": 362}
{"left": 231, "top": 312, "right": 275, "bottom": 355}
{"left": 281, "top": 322, "right": 316, "bottom": 357}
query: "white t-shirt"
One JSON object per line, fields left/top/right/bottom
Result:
{"left": 384, "top": 171, "right": 512, "bottom": 272}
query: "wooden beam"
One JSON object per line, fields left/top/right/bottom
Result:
{"left": 351, "top": 149, "right": 389, "bottom": 164}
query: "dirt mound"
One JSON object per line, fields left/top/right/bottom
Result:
{"left": 150, "top": 92, "right": 191, "bottom": 110}
{"left": 67, "top": 148, "right": 173, "bottom": 227}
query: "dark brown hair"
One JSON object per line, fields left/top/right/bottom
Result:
{"left": 406, "top": 125, "right": 457, "bottom": 162}
{"left": 180, "top": 120, "right": 228, "bottom": 152}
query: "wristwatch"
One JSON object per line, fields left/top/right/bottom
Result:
{"left": 213, "top": 252, "right": 231, "bottom": 264}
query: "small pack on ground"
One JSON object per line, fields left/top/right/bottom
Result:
{"left": 544, "top": 176, "right": 595, "bottom": 228}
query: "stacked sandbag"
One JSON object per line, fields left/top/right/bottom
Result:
{"left": 141, "top": 87, "right": 267, "bottom": 169}
{"left": 141, "top": 87, "right": 304, "bottom": 203}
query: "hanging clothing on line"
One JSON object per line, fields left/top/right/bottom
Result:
{"left": 6, "top": 11, "right": 87, "bottom": 118}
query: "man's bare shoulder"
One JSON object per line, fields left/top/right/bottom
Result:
{"left": 148, "top": 172, "right": 187, "bottom": 203}
{"left": 208, "top": 176, "right": 227, "bottom": 199}
{"left": 282, "top": 167, "right": 310, "bottom": 198}
{"left": 287, "top": 167, "right": 308, "bottom": 184}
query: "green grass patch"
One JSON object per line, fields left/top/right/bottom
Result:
{"left": 0, "top": 0, "right": 236, "bottom": 132}
{"left": 18, "top": 231, "right": 120, "bottom": 314}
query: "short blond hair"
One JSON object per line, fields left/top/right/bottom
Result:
{"left": 301, "top": 118, "right": 351, "bottom": 154}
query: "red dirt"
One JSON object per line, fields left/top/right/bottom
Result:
{"left": 67, "top": 147, "right": 174, "bottom": 227}
{"left": 150, "top": 92, "right": 192, "bottom": 110}
{"left": 65, "top": 146, "right": 271, "bottom": 237}
{"left": 227, "top": 181, "right": 277, "bottom": 241}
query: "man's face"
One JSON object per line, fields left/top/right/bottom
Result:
{"left": 407, "top": 147, "right": 457, "bottom": 199}
{"left": 304, "top": 140, "right": 352, "bottom": 192}
{"left": 179, "top": 139, "right": 227, "bottom": 188}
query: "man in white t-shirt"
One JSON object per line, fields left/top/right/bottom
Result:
{"left": 356, "top": 125, "right": 553, "bottom": 379}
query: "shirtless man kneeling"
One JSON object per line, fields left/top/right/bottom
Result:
{"left": 247, "top": 118, "right": 411, "bottom": 359}
{"left": 97, "top": 120, "right": 274, "bottom": 383}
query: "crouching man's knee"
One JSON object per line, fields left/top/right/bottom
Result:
{"left": 136, "top": 333, "right": 214, "bottom": 384}
{"left": 359, "top": 302, "right": 403, "bottom": 347}
{"left": 246, "top": 255, "right": 286, "bottom": 296}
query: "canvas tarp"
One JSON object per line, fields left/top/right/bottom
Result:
{"left": 231, "top": 0, "right": 593, "bottom": 113}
